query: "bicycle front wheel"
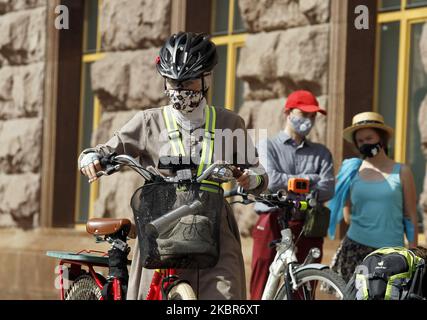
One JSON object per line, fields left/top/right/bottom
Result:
{"left": 275, "top": 269, "right": 347, "bottom": 300}
{"left": 167, "top": 282, "right": 197, "bottom": 300}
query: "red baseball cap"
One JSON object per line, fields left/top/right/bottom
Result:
{"left": 284, "top": 90, "right": 327, "bottom": 115}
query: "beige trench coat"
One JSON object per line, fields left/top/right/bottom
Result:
{"left": 79, "top": 105, "right": 268, "bottom": 300}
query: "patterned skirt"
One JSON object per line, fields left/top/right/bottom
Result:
{"left": 329, "top": 236, "right": 377, "bottom": 283}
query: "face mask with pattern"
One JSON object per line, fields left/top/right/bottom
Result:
{"left": 166, "top": 89, "right": 204, "bottom": 114}
{"left": 288, "top": 115, "right": 314, "bottom": 136}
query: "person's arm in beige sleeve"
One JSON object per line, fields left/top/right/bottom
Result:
{"left": 233, "top": 115, "right": 268, "bottom": 195}
{"left": 79, "top": 111, "right": 147, "bottom": 183}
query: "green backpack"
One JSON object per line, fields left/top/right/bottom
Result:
{"left": 353, "top": 247, "right": 425, "bottom": 300}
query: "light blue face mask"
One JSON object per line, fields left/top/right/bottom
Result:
{"left": 288, "top": 115, "right": 314, "bottom": 136}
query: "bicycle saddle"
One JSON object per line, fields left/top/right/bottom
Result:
{"left": 86, "top": 218, "right": 136, "bottom": 239}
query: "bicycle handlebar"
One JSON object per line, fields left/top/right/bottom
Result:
{"left": 95, "top": 153, "right": 244, "bottom": 185}
{"left": 95, "top": 154, "right": 155, "bottom": 181}
{"left": 224, "top": 187, "right": 315, "bottom": 211}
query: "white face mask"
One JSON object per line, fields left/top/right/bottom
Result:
{"left": 166, "top": 89, "right": 204, "bottom": 114}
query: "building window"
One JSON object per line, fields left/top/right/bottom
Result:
{"left": 75, "top": 0, "right": 105, "bottom": 225}
{"left": 210, "top": 0, "right": 246, "bottom": 112}
{"left": 375, "top": 0, "right": 427, "bottom": 230}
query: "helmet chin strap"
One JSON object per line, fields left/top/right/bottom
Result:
{"left": 201, "top": 76, "right": 208, "bottom": 97}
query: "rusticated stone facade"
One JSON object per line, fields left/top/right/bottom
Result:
{"left": 235, "top": 0, "right": 331, "bottom": 234}
{"left": 0, "top": 0, "right": 332, "bottom": 234}
{"left": 238, "top": 0, "right": 330, "bottom": 33}
{"left": 0, "top": 1, "right": 46, "bottom": 229}
{"left": 90, "top": 0, "right": 171, "bottom": 221}
{"left": 237, "top": 0, "right": 330, "bottom": 142}
{"left": 0, "top": 0, "right": 424, "bottom": 301}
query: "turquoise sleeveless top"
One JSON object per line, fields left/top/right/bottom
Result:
{"left": 347, "top": 163, "right": 404, "bottom": 248}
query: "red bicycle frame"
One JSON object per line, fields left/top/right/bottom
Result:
{"left": 55, "top": 250, "right": 176, "bottom": 300}
{"left": 145, "top": 269, "right": 177, "bottom": 300}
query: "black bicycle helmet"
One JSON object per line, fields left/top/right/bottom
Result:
{"left": 156, "top": 32, "right": 218, "bottom": 82}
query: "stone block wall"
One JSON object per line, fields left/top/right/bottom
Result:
{"left": 90, "top": 0, "right": 171, "bottom": 220}
{"left": 237, "top": 0, "right": 330, "bottom": 141}
{"left": 0, "top": 1, "right": 46, "bottom": 229}
{"left": 0, "top": 0, "right": 334, "bottom": 236}
{"left": 235, "top": 0, "right": 331, "bottom": 235}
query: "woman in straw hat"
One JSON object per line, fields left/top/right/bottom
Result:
{"left": 326, "top": 111, "right": 419, "bottom": 283}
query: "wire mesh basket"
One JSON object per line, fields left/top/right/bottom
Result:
{"left": 131, "top": 181, "right": 223, "bottom": 269}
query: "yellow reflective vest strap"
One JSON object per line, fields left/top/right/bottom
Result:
{"left": 197, "top": 105, "right": 216, "bottom": 177}
{"left": 200, "top": 179, "right": 221, "bottom": 192}
{"left": 162, "top": 107, "right": 185, "bottom": 156}
{"left": 162, "top": 105, "right": 217, "bottom": 178}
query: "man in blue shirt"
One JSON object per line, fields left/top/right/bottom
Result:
{"left": 250, "top": 90, "right": 335, "bottom": 300}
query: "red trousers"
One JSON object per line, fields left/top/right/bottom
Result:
{"left": 250, "top": 212, "right": 324, "bottom": 300}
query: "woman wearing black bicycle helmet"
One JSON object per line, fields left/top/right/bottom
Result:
{"left": 156, "top": 32, "right": 217, "bottom": 116}
{"left": 79, "top": 32, "right": 268, "bottom": 300}
{"left": 157, "top": 32, "right": 218, "bottom": 82}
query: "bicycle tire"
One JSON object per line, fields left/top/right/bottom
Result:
{"left": 167, "top": 282, "right": 197, "bottom": 300}
{"left": 64, "top": 273, "right": 105, "bottom": 300}
{"left": 275, "top": 268, "right": 347, "bottom": 300}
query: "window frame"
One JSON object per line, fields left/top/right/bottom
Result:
{"left": 375, "top": 0, "right": 427, "bottom": 162}
{"left": 210, "top": 0, "right": 247, "bottom": 111}
{"left": 74, "top": 0, "right": 105, "bottom": 227}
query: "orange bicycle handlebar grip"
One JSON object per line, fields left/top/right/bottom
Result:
{"left": 288, "top": 178, "right": 310, "bottom": 194}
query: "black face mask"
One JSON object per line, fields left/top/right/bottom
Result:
{"left": 359, "top": 142, "right": 383, "bottom": 158}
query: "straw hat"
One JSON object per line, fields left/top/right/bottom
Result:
{"left": 343, "top": 112, "right": 394, "bottom": 143}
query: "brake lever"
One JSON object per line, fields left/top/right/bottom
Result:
{"left": 229, "top": 198, "right": 254, "bottom": 206}
{"left": 96, "top": 164, "right": 121, "bottom": 177}
{"left": 146, "top": 166, "right": 165, "bottom": 178}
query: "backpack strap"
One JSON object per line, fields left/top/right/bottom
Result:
{"left": 407, "top": 258, "right": 426, "bottom": 298}
{"left": 355, "top": 273, "right": 370, "bottom": 300}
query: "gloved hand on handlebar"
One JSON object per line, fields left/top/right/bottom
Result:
{"left": 80, "top": 152, "right": 102, "bottom": 183}
{"left": 236, "top": 168, "right": 263, "bottom": 191}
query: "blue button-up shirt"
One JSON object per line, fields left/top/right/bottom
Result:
{"left": 255, "top": 131, "right": 335, "bottom": 212}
